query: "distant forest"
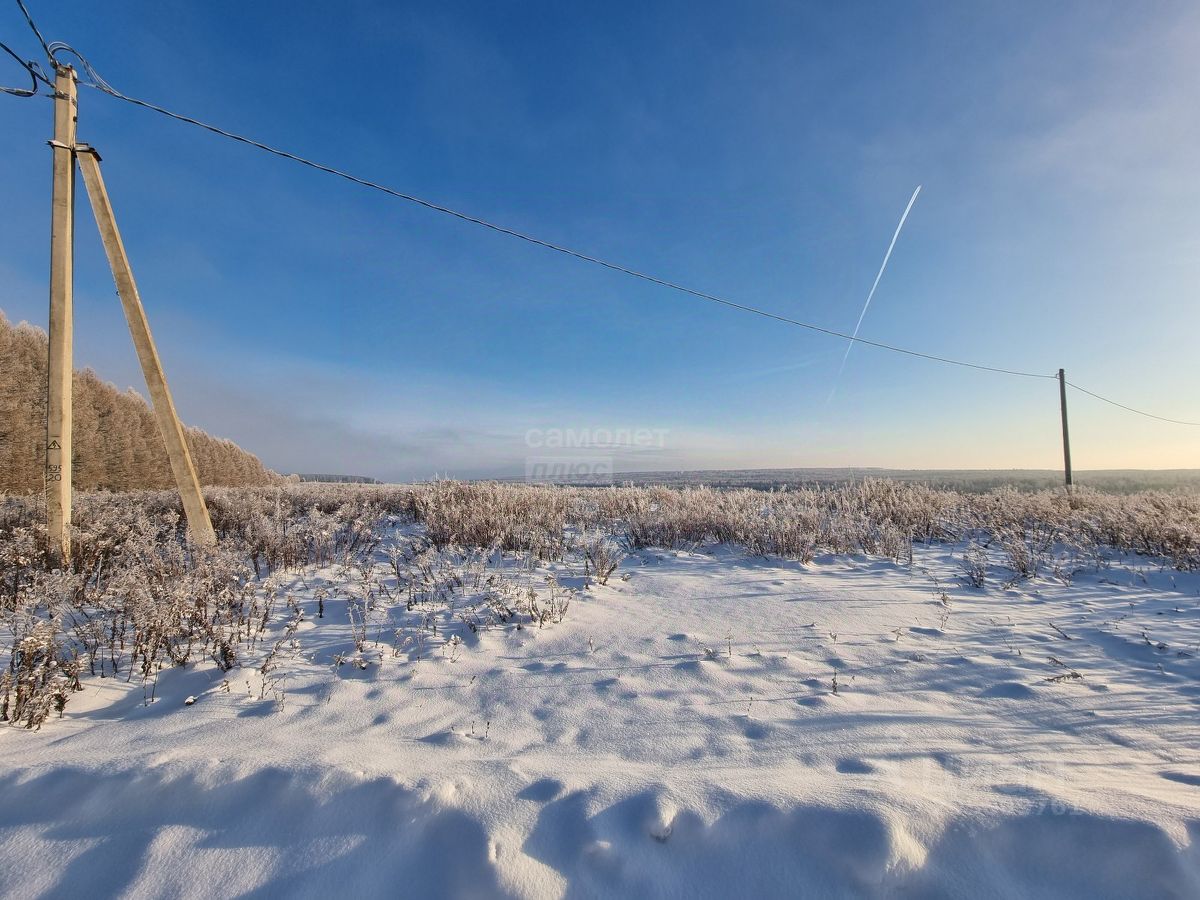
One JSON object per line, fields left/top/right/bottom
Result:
{"left": 296, "top": 474, "right": 382, "bottom": 484}
{"left": 1, "top": 313, "right": 278, "bottom": 494}
{"left": 510, "top": 467, "right": 1200, "bottom": 495}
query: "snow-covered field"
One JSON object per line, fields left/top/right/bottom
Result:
{"left": 3, "top": 521, "right": 1199, "bottom": 898}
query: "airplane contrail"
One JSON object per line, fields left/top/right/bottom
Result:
{"left": 827, "top": 185, "right": 922, "bottom": 402}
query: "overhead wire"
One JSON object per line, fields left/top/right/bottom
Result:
{"left": 46, "top": 41, "right": 106, "bottom": 86}
{"left": 7, "top": 2, "right": 1200, "bottom": 427}
{"left": 68, "top": 68, "right": 1055, "bottom": 381}
{"left": 62, "top": 64, "right": 1200, "bottom": 421}
{"left": 13, "top": 0, "right": 50, "bottom": 63}
{"left": 0, "top": 36, "right": 50, "bottom": 95}
{"left": 1066, "top": 381, "right": 1200, "bottom": 427}
{"left": 0, "top": 39, "right": 40, "bottom": 95}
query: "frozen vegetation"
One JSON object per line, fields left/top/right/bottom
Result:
{"left": 1, "top": 480, "right": 1199, "bottom": 897}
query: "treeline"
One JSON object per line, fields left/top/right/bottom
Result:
{"left": 296, "top": 474, "right": 382, "bottom": 484}
{"left": 0, "top": 313, "right": 278, "bottom": 494}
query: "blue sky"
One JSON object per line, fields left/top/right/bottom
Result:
{"left": 2, "top": 0, "right": 1197, "bottom": 480}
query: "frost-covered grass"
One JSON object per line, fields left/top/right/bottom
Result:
{"left": 1, "top": 479, "right": 1198, "bottom": 729}
{"left": 1, "top": 481, "right": 1199, "bottom": 896}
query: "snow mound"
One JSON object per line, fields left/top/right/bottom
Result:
{"left": 1, "top": 763, "right": 1196, "bottom": 898}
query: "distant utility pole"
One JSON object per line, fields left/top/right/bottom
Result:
{"left": 1058, "top": 368, "right": 1073, "bottom": 491}
{"left": 41, "top": 65, "right": 217, "bottom": 560}
{"left": 46, "top": 64, "right": 77, "bottom": 565}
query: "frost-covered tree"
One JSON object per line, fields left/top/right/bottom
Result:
{"left": 0, "top": 311, "right": 279, "bottom": 492}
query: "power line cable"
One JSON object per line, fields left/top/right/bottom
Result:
{"left": 1066, "top": 381, "right": 1200, "bottom": 427}
{"left": 73, "top": 67, "right": 1200, "bottom": 427}
{"left": 0, "top": 39, "right": 41, "bottom": 95}
{"left": 70, "top": 72, "right": 1054, "bottom": 380}
{"left": 12, "top": 3, "right": 1199, "bottom": 427}
{"left": 0, "top": 8, "right": 1062, "bottom": 382}
{"left": 14, "top": 0, "right": 50, "bottom": 64}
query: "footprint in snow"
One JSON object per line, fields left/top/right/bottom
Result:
{"left": 1161, "top": 771, "right": 1200, "bottom": 787}
{"left": 978, "top": 682, "right": 1037, "bottom": 700}
{"left": 795, "top": 695, "right": 828, "bottom": 709}
{"left": 417, "top": 730, "right": 462, "bottom": 746}
{"left": 517, "top": 777, "right": 564, "bottom": 802}
{"left": 836, "top": 758, "right": 875, "bottom": 774}
{"left": 742, "top": 721, "right": 770, "bottom": 740}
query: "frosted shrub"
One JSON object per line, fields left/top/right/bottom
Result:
{"left": 581, "top": 532, "right": 624, "bottom": 585}
{"left": 416, "top": 481, "right": 567, "bottom": 559}
{"left": 998, "top": 527, "right": 1041, "bottom": 581}
{"left": 0, "top": 617, "right": 78, "bottom": 729}
{"left": 961, "top": 542, "right": 988, "bottom": 588}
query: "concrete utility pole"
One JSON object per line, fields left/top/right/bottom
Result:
{"left": 1058, "top": 368, "right": 1073, "bottom": 491}
{"left": 46, "top": 64, "right": 77, "bottom": 565}
{"left": 38, "top": 67, "right": 217, "bottom": 556}
{"left": 76, "top": 146, "right": 217, "bottom": 547}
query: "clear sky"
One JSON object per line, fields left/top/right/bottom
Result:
{"left": 2, "top": 1, "right": 1197, "bottom": 480}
